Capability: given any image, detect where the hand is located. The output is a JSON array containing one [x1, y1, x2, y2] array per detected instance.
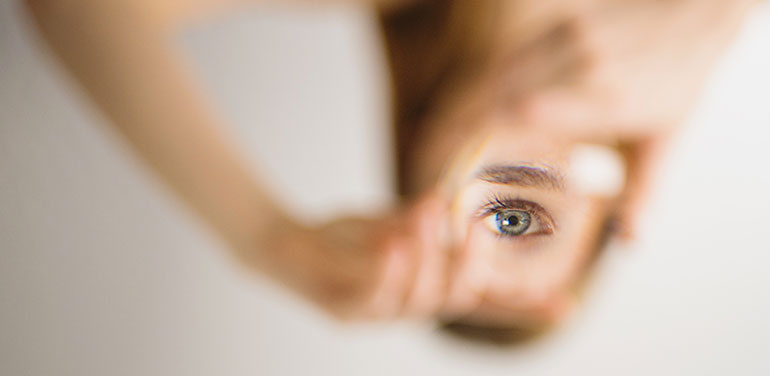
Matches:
[[484, 0, 751, 134], [430, 0, 753, 237], [248, 192, 454, 321], [498, 0, 751, 236]]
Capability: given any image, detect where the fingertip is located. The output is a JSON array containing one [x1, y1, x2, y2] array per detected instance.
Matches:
[[401, 192, 455, 320], [365, 236, 412, 320], [609, 216, 636, 243]]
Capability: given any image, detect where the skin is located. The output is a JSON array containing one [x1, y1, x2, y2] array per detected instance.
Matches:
[[24, 0, 441, 321], [25, 0, 755, 326], [395, 0, 755, 233], [383, 0, 753, 328], [434, 125, 616, 327]]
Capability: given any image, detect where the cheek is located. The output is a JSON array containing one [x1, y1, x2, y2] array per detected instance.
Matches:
[[462, 216, 593, 305], [463, 220, 559, 295], [459, 226, 580, 327]]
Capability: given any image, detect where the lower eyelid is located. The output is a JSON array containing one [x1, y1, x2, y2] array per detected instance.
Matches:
[[472, 221, 554, 252]]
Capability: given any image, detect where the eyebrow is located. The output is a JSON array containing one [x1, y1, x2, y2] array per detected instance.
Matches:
[[476, 164, 565, 191]]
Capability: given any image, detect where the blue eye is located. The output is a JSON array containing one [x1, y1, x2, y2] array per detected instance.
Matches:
[[479, 197, 554, 238], [495, 209, 531, 236]]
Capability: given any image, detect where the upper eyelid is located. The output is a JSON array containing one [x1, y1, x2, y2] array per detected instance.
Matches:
[[476, 194, 542, 216]]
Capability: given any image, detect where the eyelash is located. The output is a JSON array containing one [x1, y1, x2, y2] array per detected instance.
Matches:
[[476, 194, 556, 238]]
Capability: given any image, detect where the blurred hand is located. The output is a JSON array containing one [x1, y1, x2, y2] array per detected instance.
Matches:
[[494, 0, 752, 136], [250, 192, 453, 321], [484, 0, 754, 236]]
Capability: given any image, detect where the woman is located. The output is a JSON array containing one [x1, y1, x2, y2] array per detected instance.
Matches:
[[380, 0, 755, 331], [24, 0, 754, 332]]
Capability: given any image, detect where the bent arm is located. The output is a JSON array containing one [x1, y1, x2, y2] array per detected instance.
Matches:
[[25, 0, 294, 255], [24, 0, 458, 321]]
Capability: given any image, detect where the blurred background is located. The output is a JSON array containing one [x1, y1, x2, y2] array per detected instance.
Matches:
[[2, 1, 770, 375]]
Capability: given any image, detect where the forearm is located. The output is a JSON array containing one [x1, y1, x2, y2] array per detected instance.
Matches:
[[25, 0, 293, 253]]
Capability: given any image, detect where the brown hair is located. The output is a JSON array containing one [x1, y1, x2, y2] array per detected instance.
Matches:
[[379, 0, 499, 196]]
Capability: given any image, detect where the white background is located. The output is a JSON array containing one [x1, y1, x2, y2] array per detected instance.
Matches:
[[2, 2, 769, 375]]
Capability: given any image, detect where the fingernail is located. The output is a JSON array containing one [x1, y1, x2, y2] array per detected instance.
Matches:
[[570, 144, 626, 198], [607, 216, 636, 244]]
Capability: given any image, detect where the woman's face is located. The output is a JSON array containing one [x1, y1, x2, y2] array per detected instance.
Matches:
[[434, 119, 623, 329], [386, 4, 627, 328]]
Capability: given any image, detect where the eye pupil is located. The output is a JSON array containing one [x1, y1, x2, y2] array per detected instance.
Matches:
[[495, 210, 531, 236], [504, 216, 519, 226]]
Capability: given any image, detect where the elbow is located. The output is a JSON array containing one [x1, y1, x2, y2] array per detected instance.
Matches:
[[23, 0, 57, 16], [23, 0, 103, 22], [23, 0, 71, 24]]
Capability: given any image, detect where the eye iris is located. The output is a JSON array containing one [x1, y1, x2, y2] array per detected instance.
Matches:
[[495, 210, 531, 236]]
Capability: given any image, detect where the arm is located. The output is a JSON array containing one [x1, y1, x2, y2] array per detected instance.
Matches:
[[25, 0, 449, 320], [25, 0, 291, 255]]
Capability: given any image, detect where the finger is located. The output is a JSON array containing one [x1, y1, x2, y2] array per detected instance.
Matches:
[[494, 0, 598, 52], [470, 290, 576, 328], [492, 20, 589, 107], [440, 223, 489, 319], [362, 234, 413, 320], [401, 193, 451, 318], [514, 86, 622, 142], [613, 133, 673, 240]]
